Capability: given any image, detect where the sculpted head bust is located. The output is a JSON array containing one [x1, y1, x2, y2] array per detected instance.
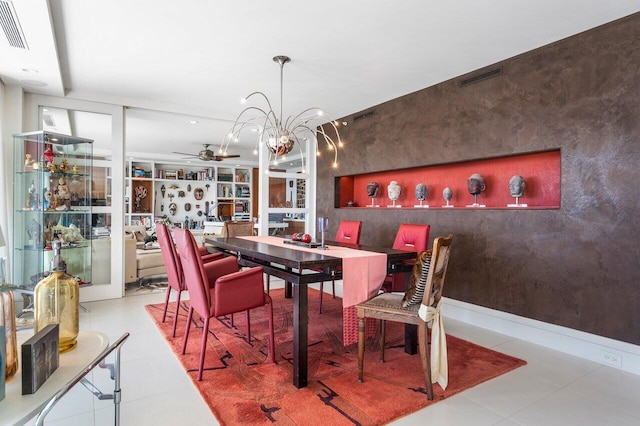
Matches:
[[509, 175, 526, 198], [467, 173, 486, 196], [443, 187, 453, 201], [366, 182, 380, 198], [387, 181, 401, 201], [415, 183, 427, 201]]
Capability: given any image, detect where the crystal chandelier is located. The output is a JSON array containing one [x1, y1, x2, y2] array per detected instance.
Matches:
[[219, 55, 343, 172]]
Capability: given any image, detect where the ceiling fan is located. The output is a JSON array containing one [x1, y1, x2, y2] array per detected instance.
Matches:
[[172, 144, 240, 161]]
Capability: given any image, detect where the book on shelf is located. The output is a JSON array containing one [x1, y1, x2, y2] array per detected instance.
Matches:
[[163, 170, 177, 180]]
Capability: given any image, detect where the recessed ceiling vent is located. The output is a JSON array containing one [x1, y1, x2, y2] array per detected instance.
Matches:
[[353, 110, 376, 122], [42, 111, 56, 127], [0, 0, 28, 49], [460, 66, 502, 87]]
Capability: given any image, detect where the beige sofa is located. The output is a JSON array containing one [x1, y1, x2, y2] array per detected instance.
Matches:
[[124, 225, 166, 284]]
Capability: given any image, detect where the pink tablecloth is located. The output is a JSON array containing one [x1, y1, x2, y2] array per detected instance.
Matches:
[[240, 236, 387, 344]]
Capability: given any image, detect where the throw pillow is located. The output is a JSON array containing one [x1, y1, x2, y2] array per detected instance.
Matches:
[[401, 250, 432, 307]]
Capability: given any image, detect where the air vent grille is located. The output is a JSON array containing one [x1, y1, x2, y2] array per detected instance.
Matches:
[[0, 0, 28, 49], [42, 112, 55, 127], [460, 67, 502, 87]]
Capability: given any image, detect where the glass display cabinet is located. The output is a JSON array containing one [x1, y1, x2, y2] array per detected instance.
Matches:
[[13, 131, 93, 290]]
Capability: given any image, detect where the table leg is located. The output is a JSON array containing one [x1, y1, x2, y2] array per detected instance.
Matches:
[[284, 267, 293, 298], [292, 283, 308, 388]]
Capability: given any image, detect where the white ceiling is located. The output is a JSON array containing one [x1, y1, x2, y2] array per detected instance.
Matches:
[[1, 0, 639, 164]]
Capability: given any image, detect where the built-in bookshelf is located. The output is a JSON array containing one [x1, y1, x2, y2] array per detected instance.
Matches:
[[125, 160, 253, 227]]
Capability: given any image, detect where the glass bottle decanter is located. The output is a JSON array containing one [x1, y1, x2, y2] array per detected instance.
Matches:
[[0, 289, 18, 378], [34, 240, 79, 353]]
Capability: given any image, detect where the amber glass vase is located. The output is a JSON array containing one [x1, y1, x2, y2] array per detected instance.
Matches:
[[0, 289, 18, 378], [34, 241, 79, 353]]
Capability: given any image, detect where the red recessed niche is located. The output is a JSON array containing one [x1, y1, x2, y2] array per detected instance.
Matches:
[[335, 150, 560, 209]]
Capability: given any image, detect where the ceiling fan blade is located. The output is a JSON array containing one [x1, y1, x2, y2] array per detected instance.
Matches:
[[172, 151, 198, 156], [218, 154, 241, 159]]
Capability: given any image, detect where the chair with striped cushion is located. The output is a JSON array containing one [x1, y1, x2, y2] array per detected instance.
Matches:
[[357, 234, 454, 400]]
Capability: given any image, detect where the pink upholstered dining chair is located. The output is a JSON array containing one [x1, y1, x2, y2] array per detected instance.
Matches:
[[174, 228, 275, 381], [318, 220, 362, 313], [156, 223, 223, 337], [381, 223, 430, 293]]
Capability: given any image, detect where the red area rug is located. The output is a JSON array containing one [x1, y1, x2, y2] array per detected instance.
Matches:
[[146, 289, 525, 425]]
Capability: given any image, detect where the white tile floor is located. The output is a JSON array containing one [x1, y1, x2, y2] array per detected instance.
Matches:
[[27, 280, 640, 426]]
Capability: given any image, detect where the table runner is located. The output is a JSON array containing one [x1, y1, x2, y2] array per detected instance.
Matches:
[[240, 236, 387, 344]]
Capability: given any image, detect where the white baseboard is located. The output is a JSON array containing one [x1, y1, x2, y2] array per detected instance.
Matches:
[[443, 297, 640, 376]]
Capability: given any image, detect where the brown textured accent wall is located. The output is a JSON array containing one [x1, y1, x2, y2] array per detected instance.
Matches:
[[316, 13, 640, 345]]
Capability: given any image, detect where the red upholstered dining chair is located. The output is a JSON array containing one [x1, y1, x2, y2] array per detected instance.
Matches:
[[156, 223, 223, 337], [357, 234, 454, 400], [174, 228, 275, 381], [381, 223, 430, 293], [318, 220, 362, 313]]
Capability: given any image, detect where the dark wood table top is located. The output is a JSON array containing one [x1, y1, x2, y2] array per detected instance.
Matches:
[[205, 236, 342, 271]]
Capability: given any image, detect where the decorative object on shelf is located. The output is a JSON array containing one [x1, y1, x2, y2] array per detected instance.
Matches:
[[58, 158, 70, 173], [219, 55, 343, 172], [43, 144, 54, 167], [1, 289, 18, 379], [442, 187, 454, 208], [43, 188, 52, 210], [387, 180, 402, 208], [56, 177, 70, 201], [346, 201, 355, 207], [21, 323, 59, 395], [160, 184, 165, 198], [134, 185, 148, 212], [71, 164, 80, 174], [27, 218, 43, 248], [24, 153, 34, 169], [168, 203, 177, 216], [507, 175, 528, 207], [317, 217, 329, 250], [26, 180, 38, 209], [194, 187, 204, 200], [466, 173, 486, 207], [34, 240, 80, 353], [414, 182, 429, 208], [367, 181, 380, 207]]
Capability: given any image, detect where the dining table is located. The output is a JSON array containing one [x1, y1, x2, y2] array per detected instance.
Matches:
[[205, 235, 416, 388]]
